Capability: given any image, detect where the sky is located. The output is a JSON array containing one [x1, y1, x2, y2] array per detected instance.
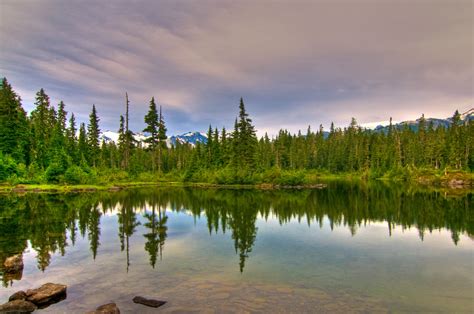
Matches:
[[0, 0, 472, 137]]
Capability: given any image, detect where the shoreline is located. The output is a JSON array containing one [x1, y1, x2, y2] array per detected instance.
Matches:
[[0, 181, 330, 193], [0, 175, 472, 194]]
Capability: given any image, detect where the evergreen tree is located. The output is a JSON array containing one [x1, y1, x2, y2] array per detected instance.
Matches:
[[117, 115, 127, 169], [143, 97, 159, 171], [30, 88, 53, 168], [50, 101, 68, 162], [232, 98, 257, 170], [66, 113, 78, 163], [87, 105, 100, 167], [121, 93, 135, 170], [78, 123, 88, 163], [157, 105, 167, 172], [0, 78, 29, 162]]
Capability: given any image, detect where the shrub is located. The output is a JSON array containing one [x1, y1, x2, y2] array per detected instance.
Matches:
[[136, 171, 156, 182], [64, 165, 88, 184], [45, 162, 66, 183], [0, 154, 18, 181], [275, 170, 305, 186]]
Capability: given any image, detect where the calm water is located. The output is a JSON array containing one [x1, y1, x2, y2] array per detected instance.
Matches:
[[0, 184, 472, 313]]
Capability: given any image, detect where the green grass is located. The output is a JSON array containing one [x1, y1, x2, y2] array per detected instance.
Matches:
[[0, 169, 471, 193]]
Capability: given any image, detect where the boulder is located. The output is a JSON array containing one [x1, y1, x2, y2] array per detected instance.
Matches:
[[26, 283, 67, 306], [86, 302, 120, 314], [132, 296, 166, 308], [9, 290, 27, 301], [0, 299, 37, 313], [3, 254, 24, 273]]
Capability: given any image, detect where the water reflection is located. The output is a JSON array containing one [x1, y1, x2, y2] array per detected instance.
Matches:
[[0, 183, 472, 286]]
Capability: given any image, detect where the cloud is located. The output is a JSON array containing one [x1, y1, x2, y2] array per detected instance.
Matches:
[[0, 0, 472, 136]]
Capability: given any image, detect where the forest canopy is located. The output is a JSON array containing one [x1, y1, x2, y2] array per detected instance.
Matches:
[[0, 77, 472, 185]]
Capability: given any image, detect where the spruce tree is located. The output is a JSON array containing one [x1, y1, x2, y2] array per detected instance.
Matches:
[[117, 115, 127, 169], [232, 98, 257, 170], [157, 105, 167, 172], [143, 97, 159, 148], [50, 101, 68, 162], [213, 127, 220, 166], [78, 123, 88, 163], [87, 105, 100, 167], [66, 113, 78, 163], [121, 93, 135, 170], [30, 88, 53, 168], [143, 97, 159, 171], [0, 78, 29, 162]]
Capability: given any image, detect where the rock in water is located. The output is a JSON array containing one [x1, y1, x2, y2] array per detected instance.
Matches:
[[0, 299, 37, 313], [86, 302, 120, 314], [9, 290, 27, 301], [132, 296, 166, 308], [3, 254, 24, 273], [26, 283, 67, 306]]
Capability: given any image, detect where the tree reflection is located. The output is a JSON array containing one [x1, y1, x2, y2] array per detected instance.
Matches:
[[117, 200, 140, 272], [143, 204, 168, 268], [0, 183, 472, 285]]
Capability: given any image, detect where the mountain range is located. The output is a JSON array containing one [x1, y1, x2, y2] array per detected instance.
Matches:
[[372, 108, 473, 133], [100, 130, 208, 147], [99, 108, 472, 145]]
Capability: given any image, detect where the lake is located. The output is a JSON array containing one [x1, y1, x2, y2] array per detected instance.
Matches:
[[0, 183, 472, 313]]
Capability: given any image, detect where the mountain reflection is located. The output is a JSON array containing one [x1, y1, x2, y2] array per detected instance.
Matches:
[[0, 184, 472, 286]]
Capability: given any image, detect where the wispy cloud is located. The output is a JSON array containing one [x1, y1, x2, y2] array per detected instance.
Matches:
[[0, 0, 472, 136]]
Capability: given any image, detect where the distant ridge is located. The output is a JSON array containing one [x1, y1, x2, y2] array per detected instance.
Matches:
[[99, 109, 473, 144]]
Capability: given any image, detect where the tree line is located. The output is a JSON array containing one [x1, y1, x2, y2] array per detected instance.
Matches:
[[0, 77, 472, 185]]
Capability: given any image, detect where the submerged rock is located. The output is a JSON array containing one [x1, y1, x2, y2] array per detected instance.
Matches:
[[132, 296, 166, 308], [25, 283, 67, 306], [0, 299, 37, 313], [3, 254, 24, 273], [86, 302, 120, 314], [9, 290, 27, 302]]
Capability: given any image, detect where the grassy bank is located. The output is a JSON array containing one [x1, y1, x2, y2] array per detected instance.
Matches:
[[0, 168, 472, 193]]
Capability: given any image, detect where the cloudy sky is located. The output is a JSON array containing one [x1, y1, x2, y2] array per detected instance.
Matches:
[[1, 0, 472, 136]]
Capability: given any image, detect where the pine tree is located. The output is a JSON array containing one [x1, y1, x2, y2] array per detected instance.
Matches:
[[213, 127, 220, 166], [66, 113, 78, 163], [50, 101, 68, 162], [117, 115, 127, 169], [30, 88, 53, 168], [143, 97, 159, 148], [87, 105, 100, 167], [206, 124, 213, 166], [121, 93, 135, 170], [221, 127, 229, 165], [0, 78, 29, 162], [78, 123, 88, 163], [232, 98, 257, 170], [143, 97, 159, 171], [448, 110, 463, 169], [157, 105, 167, 172]]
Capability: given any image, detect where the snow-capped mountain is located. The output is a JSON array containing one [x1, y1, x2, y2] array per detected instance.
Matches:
[[99, 131, 208, 147], [373, 108, 473, 133], [99, 109, 472, 145], [168, 131, 208, 146]]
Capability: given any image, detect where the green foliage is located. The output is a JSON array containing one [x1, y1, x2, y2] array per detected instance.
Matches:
[[87, 105, 101, 167], [143, 97, 159, 148], [274, 170, 306, 186], [0, 78, 30, 163], [0, 153, 18, 181], [64, 165, 88, 184], [0, 76, 472, 186], [45, 162, 66, 183]]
